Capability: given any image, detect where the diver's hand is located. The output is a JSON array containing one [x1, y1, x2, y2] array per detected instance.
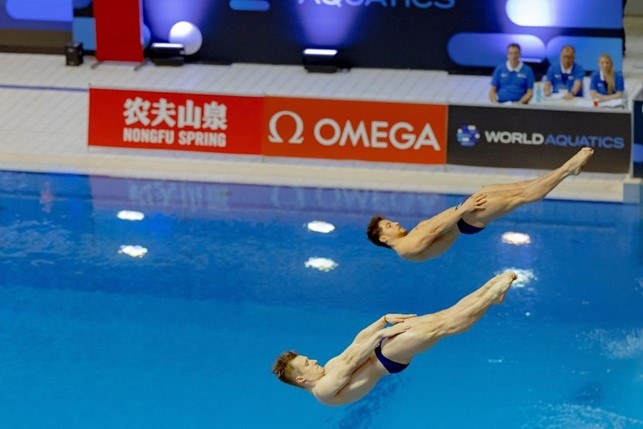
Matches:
[[381, 323, 411, 339], [384, 313, 417, 324], [461, 193, 487, 213]]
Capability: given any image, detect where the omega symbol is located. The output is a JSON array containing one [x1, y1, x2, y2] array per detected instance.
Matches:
[[268, 111, 304, 144]]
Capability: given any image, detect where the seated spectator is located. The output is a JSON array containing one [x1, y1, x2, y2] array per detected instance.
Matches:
[[589, 54, 625, 102], [543, 45, 585, 100], [489, 43, 534, 105]]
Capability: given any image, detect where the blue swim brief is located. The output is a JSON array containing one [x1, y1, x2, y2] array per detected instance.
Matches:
[[457, 218, 484, 235], [455, 197, 484, 235], [375, 340, 409, 374]]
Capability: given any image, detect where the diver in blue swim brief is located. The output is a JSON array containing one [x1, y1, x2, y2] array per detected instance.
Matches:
[[366, 148, 594, 262], [272, 271, 518, 406]]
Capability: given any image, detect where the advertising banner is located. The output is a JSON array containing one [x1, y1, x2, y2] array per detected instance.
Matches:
[[447, 105, 631, 173], [263, 96, 447, 165], [88, 88, 264, 155]]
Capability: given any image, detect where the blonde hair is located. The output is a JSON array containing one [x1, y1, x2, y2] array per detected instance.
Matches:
[[272, 351, 305, 389], [599, 54, 615, 95]]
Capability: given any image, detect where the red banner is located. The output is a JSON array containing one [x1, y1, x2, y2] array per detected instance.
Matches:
[[88, 88, 264, 155], [262, 97, 447, 165]]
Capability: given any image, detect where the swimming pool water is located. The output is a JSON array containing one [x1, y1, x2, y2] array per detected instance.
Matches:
[[0, 170, 641, 428]]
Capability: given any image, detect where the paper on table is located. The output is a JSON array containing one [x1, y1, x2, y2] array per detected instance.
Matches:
[[598, 98, 624, 108]]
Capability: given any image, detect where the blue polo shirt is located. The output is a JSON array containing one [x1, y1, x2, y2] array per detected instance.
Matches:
[[491, 62, 535, 103], [545, 63, 585, 96], [589, 71, 625, 95]]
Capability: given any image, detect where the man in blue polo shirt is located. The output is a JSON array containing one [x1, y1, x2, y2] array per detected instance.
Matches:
[[543, 45, 585, 100], [489, 43, 534, 104]]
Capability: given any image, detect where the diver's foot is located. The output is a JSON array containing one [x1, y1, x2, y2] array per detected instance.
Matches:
[[564, 148, 594, 176], [491, 271, 517, 304]]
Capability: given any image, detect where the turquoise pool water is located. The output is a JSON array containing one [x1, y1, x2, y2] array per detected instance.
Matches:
[[0, 171, 641, 428]]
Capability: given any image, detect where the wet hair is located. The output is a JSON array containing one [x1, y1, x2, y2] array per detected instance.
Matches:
[[366, 215, 391, 249], [272, 351, 305, 389]]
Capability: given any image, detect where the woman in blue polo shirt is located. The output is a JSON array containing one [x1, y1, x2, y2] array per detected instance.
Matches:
[[589, 54, 625, 102]]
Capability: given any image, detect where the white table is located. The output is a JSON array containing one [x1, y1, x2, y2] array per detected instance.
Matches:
[[533, 92, 626, 109]]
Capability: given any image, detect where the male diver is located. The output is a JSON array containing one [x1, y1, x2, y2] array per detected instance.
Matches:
[[272, 271, 517, 405], [366, 148, 594, 261]]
